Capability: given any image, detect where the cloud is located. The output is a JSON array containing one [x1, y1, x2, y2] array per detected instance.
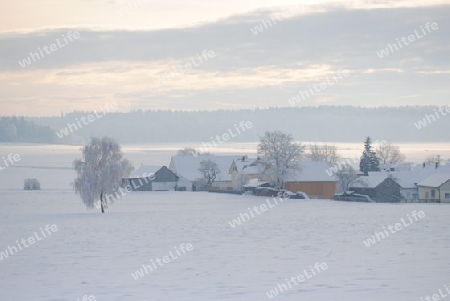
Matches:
[[0, 4, 449, 115]]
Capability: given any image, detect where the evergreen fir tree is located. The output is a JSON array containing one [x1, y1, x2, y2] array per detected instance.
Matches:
[[359, 137, 380, 175]]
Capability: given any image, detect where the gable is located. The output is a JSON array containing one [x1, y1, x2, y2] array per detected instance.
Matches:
[[154, 166, 179, 182], [376, 177, 401, 190]]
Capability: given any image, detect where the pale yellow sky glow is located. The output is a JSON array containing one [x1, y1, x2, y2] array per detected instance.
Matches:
[[1, 0, 447, 33], [0, 61, 345, 115], [0, 0, 449, 116]]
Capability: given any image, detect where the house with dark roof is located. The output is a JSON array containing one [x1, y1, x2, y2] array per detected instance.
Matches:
[[126, 165, 191, 191], [350, 173, 401, 203]]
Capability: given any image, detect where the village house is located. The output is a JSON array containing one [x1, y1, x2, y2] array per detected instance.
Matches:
[[230, 157, 262, 191], [386, 164, 450, 202], [391, 166, 447, 202], [231, 160, 338, 198], [350, 173, 401, 203], [417, 174, 450, 203], [126, 165, 191, 191], [169, 154, 254, 191], [284, 161, 338, 199]]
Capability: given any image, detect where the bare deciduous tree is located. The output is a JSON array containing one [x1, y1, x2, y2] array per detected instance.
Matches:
[[336, 164, 363, 193], [73, 136, 134, 213], [308, 143, 339, 166], [424, 154, 444, 167], [257, 131, 305, 189], [198, 159, 220, 187], [178, 147, 211, 157], [177, 147, 198, 156], [376, 141, 405, 166]]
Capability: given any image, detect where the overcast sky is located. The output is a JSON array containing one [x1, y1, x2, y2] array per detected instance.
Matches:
[[0, 0, 449, 116]]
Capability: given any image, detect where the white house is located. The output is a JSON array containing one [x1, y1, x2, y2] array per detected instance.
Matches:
[[169, 154, 254, 191], [417, 174, 450, 203]]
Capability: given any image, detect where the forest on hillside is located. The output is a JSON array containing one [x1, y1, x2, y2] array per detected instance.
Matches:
[[1, 106, 448, 144]]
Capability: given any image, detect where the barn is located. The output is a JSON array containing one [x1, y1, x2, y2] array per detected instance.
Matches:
[[284, 161, 337, 199], [350, 174, 401, 203], [127, 165, 183, 191]]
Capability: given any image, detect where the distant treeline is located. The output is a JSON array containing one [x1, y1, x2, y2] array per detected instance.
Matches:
[[1, 106, 448, 144], [0, 117, 78, 144]]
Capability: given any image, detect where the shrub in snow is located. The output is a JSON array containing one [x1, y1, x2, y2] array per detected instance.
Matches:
[[24, 178, 41, 190]]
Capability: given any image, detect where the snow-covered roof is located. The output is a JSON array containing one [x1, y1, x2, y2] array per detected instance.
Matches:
[[169, 155, 252, 182], [285, 161, 337, 182], [351, 172, 389, 188], [130, 165, 161, 178], [390, 169, 439, 188], [418, 174, 450, 188]]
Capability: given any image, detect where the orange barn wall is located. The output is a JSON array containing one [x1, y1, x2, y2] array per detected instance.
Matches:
[[285, 182, 336, 199]]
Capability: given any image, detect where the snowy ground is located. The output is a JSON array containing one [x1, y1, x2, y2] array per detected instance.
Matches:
[[1, 190, 449, 301], [1, 143, 450, 300]]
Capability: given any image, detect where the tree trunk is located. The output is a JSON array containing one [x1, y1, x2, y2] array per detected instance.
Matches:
[[100, 193, 105, 214]]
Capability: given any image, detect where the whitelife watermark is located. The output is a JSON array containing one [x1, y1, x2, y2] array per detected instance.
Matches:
[[288, 70, 350, 106], [250, 5, 305, 35], [420, 283, 450, 301], [228, 192, 291, 228], [116, 0, 148, 16], [363, 210, 425, 247], [414, 105, 450, 130], [266, 262, 328, 299], [191, 121, 253, 157], [0, 154, 21, 171], [18, 31, 81, 68], [154, 50, 215, 86], [93, 172, 156, 210], [0, 224, 58, 261], [325, 157, 359, 177], [77, 296, 96, 301], [56, 102, 118, 139], [376, 22, 439, 58], [131, 243, 194, 280]]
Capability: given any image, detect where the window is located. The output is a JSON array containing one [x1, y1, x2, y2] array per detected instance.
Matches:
[[431, 190, 436, 198], [425, 192, 429, 198], [445, 193, 450, 199]]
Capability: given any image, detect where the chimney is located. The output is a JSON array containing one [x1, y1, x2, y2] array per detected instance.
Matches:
[[436, 161, 439, 169]]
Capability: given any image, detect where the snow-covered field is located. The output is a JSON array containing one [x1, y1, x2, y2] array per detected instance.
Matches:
[[1, 190, 449, 301], [1, 143, 450, 300]]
